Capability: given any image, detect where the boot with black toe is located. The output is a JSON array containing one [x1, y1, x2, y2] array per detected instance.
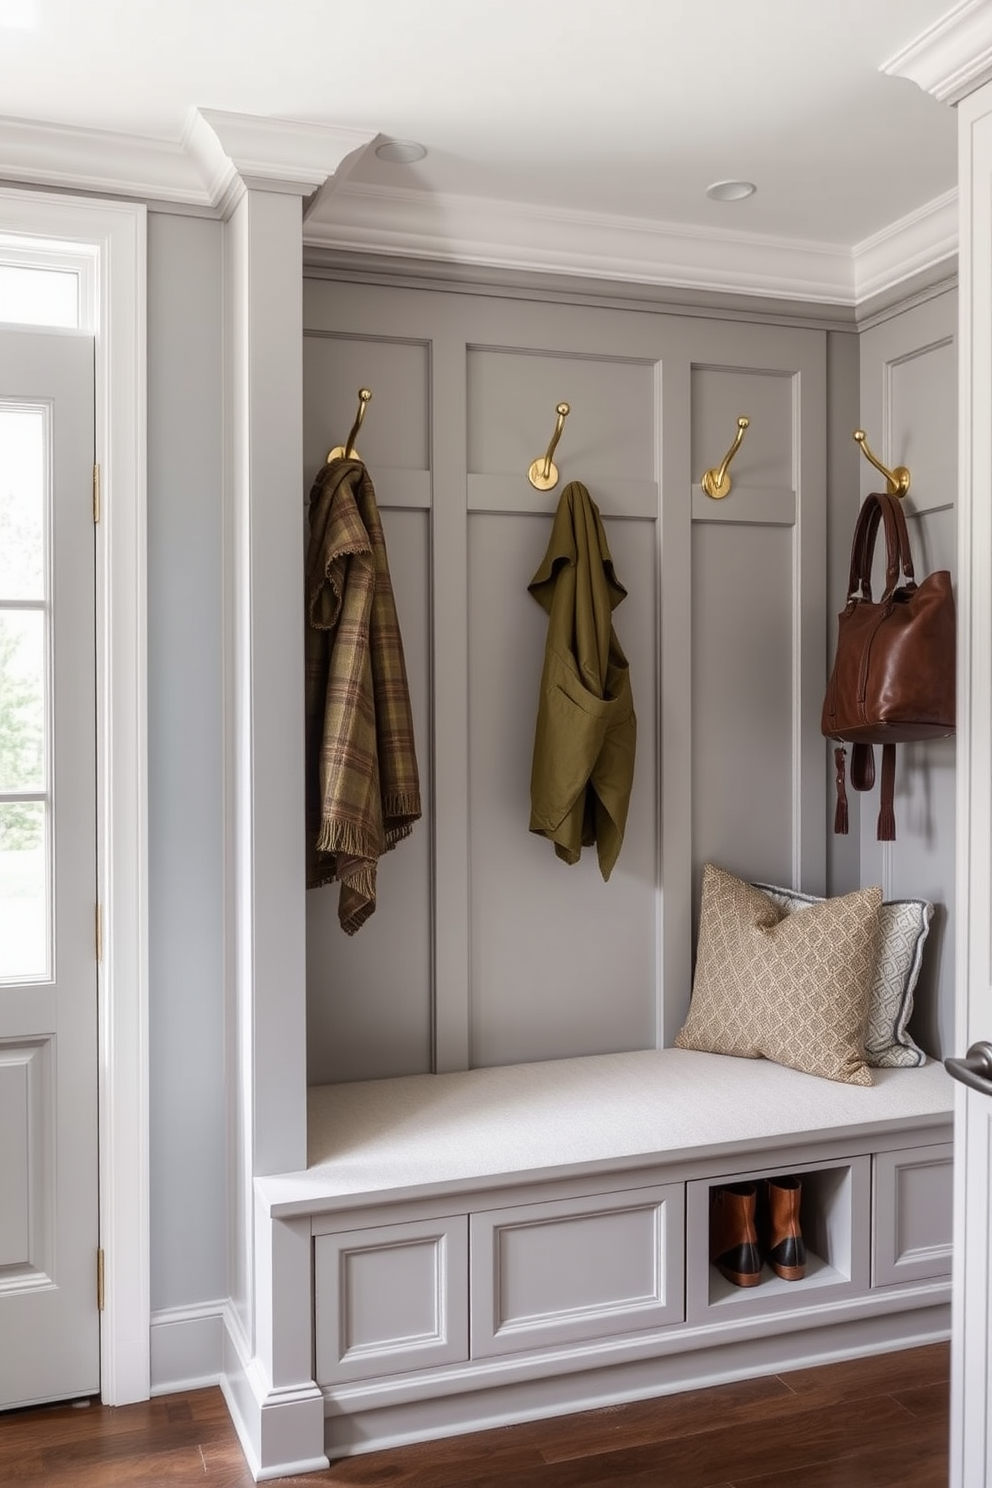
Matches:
[[710, 1182, 762, 1287]]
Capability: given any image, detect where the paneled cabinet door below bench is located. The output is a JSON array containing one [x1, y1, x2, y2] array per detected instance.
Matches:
[[872, 1144, 954, 1288], [470, 1183, 685, 1357], [314, 1214, 469, 1385]]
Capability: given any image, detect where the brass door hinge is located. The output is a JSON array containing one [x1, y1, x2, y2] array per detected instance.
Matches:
[[97, 1249, 105, 1312], [95, 903, 102, 962], [93, 464, 101, 524]]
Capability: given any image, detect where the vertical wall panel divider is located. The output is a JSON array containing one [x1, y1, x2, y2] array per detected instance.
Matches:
[[223, 178, 344, 1482], [795, 362, 829, 893], [659, 355, 693, 1046], [431, 329, 472, 1073]]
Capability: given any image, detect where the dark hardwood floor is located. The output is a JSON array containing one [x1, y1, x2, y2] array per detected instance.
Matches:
[[0, 1341, 949, 1487]]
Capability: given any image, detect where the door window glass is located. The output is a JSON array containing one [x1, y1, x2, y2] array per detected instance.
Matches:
[[0, 402, 50, 980], [0, 265, 79, 329]]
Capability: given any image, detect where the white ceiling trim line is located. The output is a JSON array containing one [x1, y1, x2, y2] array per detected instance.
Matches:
[[0, 108, 959, 306], [0, 112, 208, 204], [881, 0, 992, 104], [0, 109, 377, 216], [303, 181, 855, 303], [303, 180, 960, 308], [853, 188, 959, 302]]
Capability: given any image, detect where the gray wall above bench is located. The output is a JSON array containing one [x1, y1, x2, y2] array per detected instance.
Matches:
[[301, 269, 957, 1083]]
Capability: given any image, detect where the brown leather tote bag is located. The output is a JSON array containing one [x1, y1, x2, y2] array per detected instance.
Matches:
[[821, 490, 955, 840]]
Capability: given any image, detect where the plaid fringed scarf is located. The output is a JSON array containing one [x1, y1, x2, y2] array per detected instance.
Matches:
[[304, 457, 422, 935]]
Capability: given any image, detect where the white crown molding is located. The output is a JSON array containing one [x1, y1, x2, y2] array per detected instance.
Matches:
[[303, 181, 857, 304], [304, 180, 960, 309], [853, 187, 959, 302], [0, 110, 959, 305], [0, 109, 377, 215], [185, 109, 375, 210], [0, 113, 210, 203], [881, 0, 992, 105]]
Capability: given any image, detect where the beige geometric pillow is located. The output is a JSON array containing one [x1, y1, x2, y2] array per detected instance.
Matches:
[[675, 864, 882, 1086], [753, 882, 932, 1068]]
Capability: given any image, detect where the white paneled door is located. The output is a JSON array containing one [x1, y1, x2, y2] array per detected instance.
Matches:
[[0, 328, 98, 1407]]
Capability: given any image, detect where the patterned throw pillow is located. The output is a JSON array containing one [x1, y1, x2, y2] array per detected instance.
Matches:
[[675, 864, 881, 1086], [753, 882, 932, 1068]]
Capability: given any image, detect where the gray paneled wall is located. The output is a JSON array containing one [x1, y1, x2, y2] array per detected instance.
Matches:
[[465, 345, 658, 1068], [302, 278, 834, 1081], [303, 331, 433, 1086], [689, 358, 825, 903], [858, 290, 957, 1060]]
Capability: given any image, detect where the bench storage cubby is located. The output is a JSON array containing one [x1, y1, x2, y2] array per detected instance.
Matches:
[[688, 1157, 870, 1320]]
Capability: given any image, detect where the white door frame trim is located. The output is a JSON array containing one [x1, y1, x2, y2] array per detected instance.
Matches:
[[0, 186, 149, 1405]]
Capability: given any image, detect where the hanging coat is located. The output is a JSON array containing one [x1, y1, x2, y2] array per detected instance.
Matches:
[[528, 481, 636, 881], [304, 457, 421, 934]]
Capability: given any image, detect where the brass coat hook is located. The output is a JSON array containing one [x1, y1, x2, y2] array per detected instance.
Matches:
[[853, 429, 911, 497], [528, 402, 570, 491], [327, 387, 372, 462], [701, 415, 750, 499]]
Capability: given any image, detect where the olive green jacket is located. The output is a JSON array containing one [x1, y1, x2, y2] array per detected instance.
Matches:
[[528, 482, 636, 881]]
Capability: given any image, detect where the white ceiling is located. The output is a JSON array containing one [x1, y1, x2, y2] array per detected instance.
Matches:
[[0, 0, 972, 302]]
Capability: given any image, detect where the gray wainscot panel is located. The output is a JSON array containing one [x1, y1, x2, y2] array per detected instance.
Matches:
[[303, 331, 434, 1084], [466, 346, 658, 1069]]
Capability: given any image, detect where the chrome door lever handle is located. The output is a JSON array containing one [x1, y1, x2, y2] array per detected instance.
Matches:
[[945, 1041, 992, 1097]]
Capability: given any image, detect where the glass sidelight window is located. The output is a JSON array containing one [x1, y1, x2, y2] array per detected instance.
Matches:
[[0, 402, 50, 980]]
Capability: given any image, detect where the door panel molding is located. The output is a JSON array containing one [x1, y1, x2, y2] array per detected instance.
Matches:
[[0, 1037, 52, 1281]]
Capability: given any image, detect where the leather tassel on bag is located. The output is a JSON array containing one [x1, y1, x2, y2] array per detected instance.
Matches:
[[833, 747, 849, 835]]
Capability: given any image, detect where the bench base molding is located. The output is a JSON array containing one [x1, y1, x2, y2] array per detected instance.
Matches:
[[321, 1300, 951, 1460]]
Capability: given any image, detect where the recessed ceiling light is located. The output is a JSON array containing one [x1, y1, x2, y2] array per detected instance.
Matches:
[[706, 179, 757, 202], [374, 139, 428, 165]]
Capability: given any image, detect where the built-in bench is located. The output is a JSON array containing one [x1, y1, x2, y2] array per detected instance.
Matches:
[[249, 1049, 955, 1473]]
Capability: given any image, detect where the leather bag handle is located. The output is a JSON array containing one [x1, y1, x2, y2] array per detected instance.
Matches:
[[846, 492, 914, 603], [847, 494, 879, 601], [879, 491, 916, 599], [846, 493, 888, 601]]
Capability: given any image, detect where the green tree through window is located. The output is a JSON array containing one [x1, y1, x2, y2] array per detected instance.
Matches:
[[0, 617, 43, 848]]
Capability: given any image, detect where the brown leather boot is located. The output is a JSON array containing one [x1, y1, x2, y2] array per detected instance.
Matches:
[[710, 1182, 762, 1287], [766, 1176, 806, 1281]]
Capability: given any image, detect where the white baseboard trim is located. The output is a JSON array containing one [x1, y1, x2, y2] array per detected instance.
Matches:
[[149, 1299, 226, 1395]]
